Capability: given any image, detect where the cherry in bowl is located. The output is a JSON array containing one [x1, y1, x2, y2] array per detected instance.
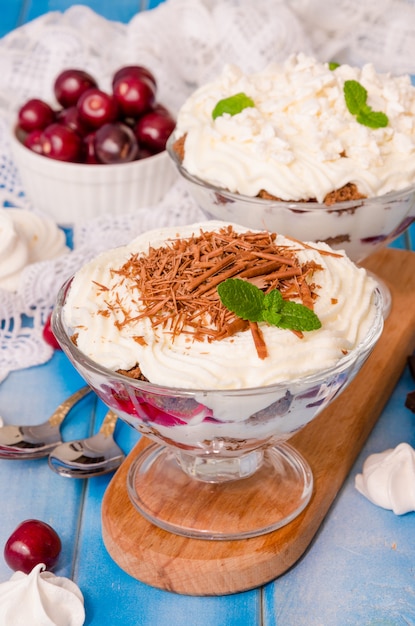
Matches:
[[54, 68, 97, 108], [94, 122, 139, 164], [135, 110, 176, 154], [56, 106, 91, 137], [18, 99, 55, 133], [41, 123, 83, 162], [113, 74, 156, 118], [77, 88, 119, 129], [112, 65, 157, 89]]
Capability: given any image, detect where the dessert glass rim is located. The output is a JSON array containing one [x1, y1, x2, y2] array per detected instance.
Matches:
[[53, 276, 384, 397], [166, 134, 415, 210]]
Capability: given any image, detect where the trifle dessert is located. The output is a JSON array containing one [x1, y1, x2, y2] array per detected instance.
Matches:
[[168, 54, 415, 262], [54, 220, 383, 537], [59, 220, 381, 442]]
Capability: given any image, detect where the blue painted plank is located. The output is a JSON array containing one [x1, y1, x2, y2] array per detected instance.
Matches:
[[0, 354, 261, 624], [0, 0, 24, 38], [263, 364, 415, 625], [0, 4, 413, 626], [72, 377, 261, 625], [76, 471, 261, 626], [389, 222, 414, 251], [21, 0, 166, 26], [0, 351, 97, 582]]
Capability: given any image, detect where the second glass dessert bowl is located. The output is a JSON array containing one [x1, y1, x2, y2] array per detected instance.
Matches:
[[167, 135, 415, 317], [167, 136, 415, 265], [53, 279, 383, 541]]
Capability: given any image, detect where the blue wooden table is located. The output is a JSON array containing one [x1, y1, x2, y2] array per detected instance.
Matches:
[[1, 2, 415, 625]]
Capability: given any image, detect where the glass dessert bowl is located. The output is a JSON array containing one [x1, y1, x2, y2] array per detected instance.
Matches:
[[167, 135, 415, 318], [52, 278, 383, 540], [167, 136, 415, 265]]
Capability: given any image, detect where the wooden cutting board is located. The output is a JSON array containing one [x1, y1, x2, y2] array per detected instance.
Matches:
[[102, 247, 415, 596]]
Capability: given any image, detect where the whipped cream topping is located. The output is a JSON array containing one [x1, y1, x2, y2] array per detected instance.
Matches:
[[0, 563, 85, 626], [174, 53, 415, 202], [355, 443, 415, 515], [0, 209, 68, 291], [63, 220, 378, 390]]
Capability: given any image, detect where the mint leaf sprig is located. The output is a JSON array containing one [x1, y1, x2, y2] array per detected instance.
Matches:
[[343, 80, 388, 129], [212, 92, 255, 120], [217, 278, 321, 333]]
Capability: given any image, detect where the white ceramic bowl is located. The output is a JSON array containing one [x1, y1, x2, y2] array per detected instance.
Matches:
[[11, 132, 178, 226], [167, 136, 415, 264]]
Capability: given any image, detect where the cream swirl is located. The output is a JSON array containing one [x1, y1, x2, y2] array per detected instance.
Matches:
[[0, 209, 68, 291], [174, 54, 415, 202], [355, 443, 415, 514], [0, 563, 85, 626], [63, 221, 378, 390]]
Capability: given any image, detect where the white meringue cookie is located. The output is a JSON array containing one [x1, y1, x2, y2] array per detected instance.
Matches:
[[355, 443, 415, 515], [0, 209, 68, 292], [0, 563, 85, 626]]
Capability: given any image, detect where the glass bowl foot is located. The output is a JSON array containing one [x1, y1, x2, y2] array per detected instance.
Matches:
[[127, 442, 313, 540]]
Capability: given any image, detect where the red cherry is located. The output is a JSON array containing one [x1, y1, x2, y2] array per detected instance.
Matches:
[[83, 132, 99, 164], [94, 122, 139, 164], [113, 75, 156, 118], [15, 125, 28, 144], [42, 312, 62, 350], [77, 88, 119, 129], [54, 68, 97, 108], [17, 99, 55, 133], [56, 106, 91, 136], [138, 147, 155, 159], [24, 129, 44, 155], [151, 103, 172, 117], [41, 123, 83, 162], [4, 519, 62, 574], [135, 111, 176, 153], [112, 65, 157, 89]]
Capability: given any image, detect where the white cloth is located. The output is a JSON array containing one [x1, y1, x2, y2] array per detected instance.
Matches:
[[0, 0, 414, 382]]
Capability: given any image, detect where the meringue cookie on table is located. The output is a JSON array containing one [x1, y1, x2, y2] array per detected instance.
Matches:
[[0, 563, 85, 626], [0, 209, 68, 292], [355, 443, 415, 515]]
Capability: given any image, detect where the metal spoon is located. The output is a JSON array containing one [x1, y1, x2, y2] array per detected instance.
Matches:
[[0, 386, 92, 459], [48, 410, 125, 478]]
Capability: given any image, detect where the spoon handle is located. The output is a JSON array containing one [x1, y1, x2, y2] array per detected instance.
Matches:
[[99, 410, 119, 437], [48, 386, 92, 427]]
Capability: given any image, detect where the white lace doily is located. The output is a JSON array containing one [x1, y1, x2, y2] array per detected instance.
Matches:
[[1, 0, 415, 382]]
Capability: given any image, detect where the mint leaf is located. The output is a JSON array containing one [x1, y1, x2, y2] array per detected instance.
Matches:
[[343, 79, 389, 129], [344, 80, 368, 115], [217, 278, 264, 321], [329, 62, 340, 70], [212, 92, 255, 120], [217, 278, 322, 333], [356, 110, 389, 128], [278, 300, 322, 331], [262, 289, 283, 326]]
